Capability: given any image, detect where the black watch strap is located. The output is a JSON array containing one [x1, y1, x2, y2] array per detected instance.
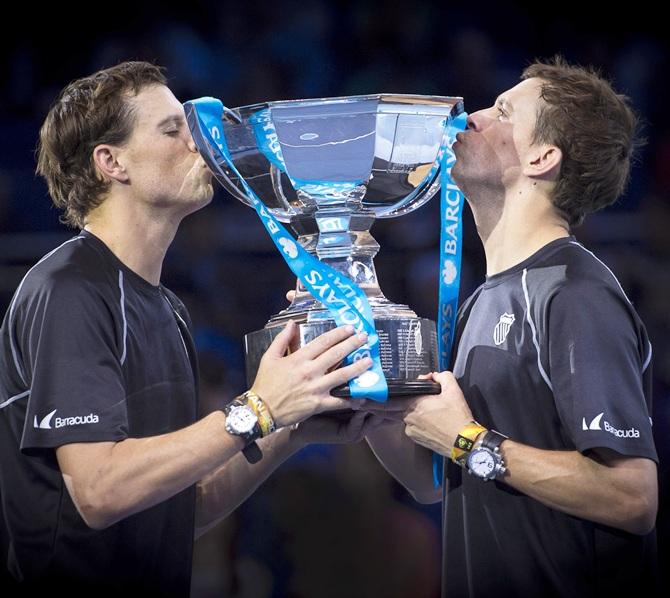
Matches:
[[242, 441, 263, 464], [481, 429, 508, 452]]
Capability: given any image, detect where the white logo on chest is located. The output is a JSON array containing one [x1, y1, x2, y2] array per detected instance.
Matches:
[[493, 312, 515, 346]]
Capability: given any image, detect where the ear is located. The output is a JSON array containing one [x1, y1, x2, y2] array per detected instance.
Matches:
[[523, 144, 562, 180], [92, 144, 129, 184]]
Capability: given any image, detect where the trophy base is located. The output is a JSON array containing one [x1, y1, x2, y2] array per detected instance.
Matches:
[[330, 379, 441, 398], [244, 317, 442, 398]]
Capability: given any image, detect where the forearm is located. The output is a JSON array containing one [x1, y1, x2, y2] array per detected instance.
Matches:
[[498, 440, 655, 534], [195, 426, 305, 537], [378, 371, 657, 534], [64, 411, 244, 529], [366, 422, 440, 503]]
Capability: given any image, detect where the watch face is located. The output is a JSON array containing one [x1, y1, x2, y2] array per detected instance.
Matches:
[[228, 405, 258, 434], [468, 449, 496, 478]]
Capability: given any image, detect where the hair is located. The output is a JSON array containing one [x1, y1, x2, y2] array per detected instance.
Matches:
[[521, 56, 643, 227], [36, 61, 167, 229]]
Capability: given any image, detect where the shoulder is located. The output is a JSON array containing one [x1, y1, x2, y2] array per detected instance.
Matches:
[[520, 241, 649, 363], [525, 239, 633, 310], [12, 234, 120, 315], [539, 244, 648, 356]]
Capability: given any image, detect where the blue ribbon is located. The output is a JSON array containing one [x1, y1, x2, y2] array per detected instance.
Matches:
[[185, 97, 388, 401], [433, 111, 468, 487]]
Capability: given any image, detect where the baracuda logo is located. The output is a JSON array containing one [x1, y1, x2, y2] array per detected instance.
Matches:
[[582, 412, 640, 438], [34, 409, 99, 429]]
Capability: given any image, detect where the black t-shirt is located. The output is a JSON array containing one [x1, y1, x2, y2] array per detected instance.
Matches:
[[0, 230, 199, 596], [442, 236, 658, 598]]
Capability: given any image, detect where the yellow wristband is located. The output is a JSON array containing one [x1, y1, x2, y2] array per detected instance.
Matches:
[[451, 421, 487, 467], [239, 391, 276, 437]]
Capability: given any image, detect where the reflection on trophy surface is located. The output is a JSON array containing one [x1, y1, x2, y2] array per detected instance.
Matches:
[[186, 94, 464, 396]]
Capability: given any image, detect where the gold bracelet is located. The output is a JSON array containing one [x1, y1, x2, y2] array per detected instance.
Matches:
[[238, 391, 276, 437], [451, 421, 487, 467]]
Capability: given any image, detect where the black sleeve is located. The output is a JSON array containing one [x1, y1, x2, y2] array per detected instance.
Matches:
[[18, 273, 128, 456], [547, 280, 657, 463]]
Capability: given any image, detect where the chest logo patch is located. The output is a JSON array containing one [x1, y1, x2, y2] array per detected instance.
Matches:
[[493, 312, 515, 346]]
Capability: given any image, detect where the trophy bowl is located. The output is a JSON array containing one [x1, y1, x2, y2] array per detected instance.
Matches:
[[185, 93, 464, 396]]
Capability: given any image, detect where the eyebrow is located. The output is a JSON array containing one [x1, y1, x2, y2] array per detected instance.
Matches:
[[156, 114, 185, 129]]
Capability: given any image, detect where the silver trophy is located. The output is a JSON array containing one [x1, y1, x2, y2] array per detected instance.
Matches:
[[186, 94, 464, 396]]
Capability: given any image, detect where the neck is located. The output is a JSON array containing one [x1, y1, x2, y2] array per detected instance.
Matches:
[[470, 185, 570, 277], [84, 199, 182, 286]]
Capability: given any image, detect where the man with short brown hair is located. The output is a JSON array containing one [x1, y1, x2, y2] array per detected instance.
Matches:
[[0, 61, 383, 596], [365, 57, 659, 597]]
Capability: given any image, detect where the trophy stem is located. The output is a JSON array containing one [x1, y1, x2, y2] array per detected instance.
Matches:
[[290, 211, 384, 298]]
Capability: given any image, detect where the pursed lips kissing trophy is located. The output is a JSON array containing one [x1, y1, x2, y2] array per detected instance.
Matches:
[[184, 94, 466, 425]]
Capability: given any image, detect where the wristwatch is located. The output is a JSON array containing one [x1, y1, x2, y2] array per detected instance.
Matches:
[[465, 429, 508, 481], [222, 399, 263, 464]]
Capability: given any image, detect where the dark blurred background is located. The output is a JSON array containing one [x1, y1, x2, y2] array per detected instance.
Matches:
[[1, 1, 668, 596]]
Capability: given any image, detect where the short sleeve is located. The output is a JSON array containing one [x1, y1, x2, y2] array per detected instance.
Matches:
[[547, 281, 657, 463], [18, 273, 128, 455]]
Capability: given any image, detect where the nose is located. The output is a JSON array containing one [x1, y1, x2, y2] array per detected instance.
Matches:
[[466, 112, 482, 132]]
